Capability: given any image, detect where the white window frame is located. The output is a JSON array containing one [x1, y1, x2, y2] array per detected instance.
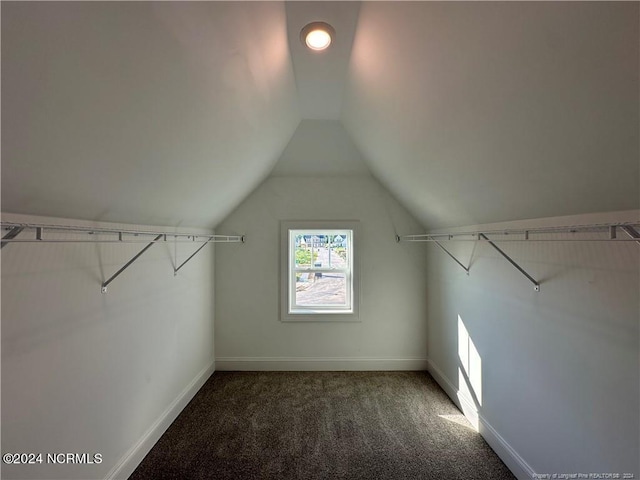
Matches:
[[280, 221, 360, 322]]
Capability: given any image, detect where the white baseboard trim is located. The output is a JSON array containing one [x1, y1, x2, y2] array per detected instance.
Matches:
[[478, 413, 537, 480], [215, 357, 429, 371], [105, 360, 216, 480], [426, 359, 479, 429], [426, 358, 536, 480]]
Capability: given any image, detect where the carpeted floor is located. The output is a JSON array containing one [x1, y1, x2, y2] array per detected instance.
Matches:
[[129, 371, 516, 480]]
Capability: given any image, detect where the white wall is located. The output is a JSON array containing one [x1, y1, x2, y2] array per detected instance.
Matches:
[[1, 213, 216, 480], [425, 210, 639, 479], [214, 176, 429, 370]]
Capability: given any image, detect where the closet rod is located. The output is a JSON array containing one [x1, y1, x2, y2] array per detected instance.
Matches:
[[397, 220, 639, 292], [0, 221, 244, 245], [1, 221, 245, 292], [398, 221, 640, 243]]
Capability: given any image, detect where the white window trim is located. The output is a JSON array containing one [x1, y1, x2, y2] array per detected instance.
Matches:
[[280, 220, 360, 323]]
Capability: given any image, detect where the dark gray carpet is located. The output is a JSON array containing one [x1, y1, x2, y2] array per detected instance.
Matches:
[[129, 371, 516, 480]]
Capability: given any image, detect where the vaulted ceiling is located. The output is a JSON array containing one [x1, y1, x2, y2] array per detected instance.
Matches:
[[2, 1, 638, 229], [2, 2, 299, 227], [341, 2, 639, 227]]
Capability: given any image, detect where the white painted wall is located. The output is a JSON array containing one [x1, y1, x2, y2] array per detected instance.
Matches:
[[425, 210, 639, 479], [214, 176, 428, 370], [1, 213, 217, 480]]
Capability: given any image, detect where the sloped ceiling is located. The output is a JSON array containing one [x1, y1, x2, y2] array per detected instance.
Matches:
[[271, 120, 371, 177], [2, 2, 299, 227], [342, 1, 639, 228], [2, 2, 638, 229]]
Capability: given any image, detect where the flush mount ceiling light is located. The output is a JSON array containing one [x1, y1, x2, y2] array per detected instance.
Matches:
[[300, 22, 335, 51]]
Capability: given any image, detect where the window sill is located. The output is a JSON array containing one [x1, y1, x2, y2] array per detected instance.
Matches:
[[281, 313, 361, 323]]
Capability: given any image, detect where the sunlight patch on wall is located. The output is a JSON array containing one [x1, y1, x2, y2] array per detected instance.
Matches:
[[456, 370, 479, 431], [456, 315, 483, 431], [458, 314, 482, 406]]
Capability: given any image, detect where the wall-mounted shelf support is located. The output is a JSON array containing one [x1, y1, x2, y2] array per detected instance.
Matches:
[[1, 226, 24, 249], [1, 221, 245, 294], [479, 233, 540, 292], [102, 234, 163, 293], [0, 222, 245, 244], [620, 225, 640, 245], [398, 221, 640, 244], [397, 232, 469, 274], [174, 237, 212, 276], [397, 220, 640, 291], [431, 237, 470, 275], [172, 234, 244, 276]]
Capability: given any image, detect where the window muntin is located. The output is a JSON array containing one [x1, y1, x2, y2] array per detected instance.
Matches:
[[288, 229, 353, 314]]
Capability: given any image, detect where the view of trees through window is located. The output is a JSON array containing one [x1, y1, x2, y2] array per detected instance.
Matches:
[[291, 232, 351, 309]]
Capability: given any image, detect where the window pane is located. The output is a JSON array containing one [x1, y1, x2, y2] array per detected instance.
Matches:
[[294, 234, 317, 268], [327, 234, 349, 269], [295, 272, 347, 306], [293, 232, 349, 270]]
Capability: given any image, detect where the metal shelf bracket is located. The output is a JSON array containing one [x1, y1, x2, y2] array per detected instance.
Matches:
[[397, 220, 640, 292], [1, 221, 245, 293], [174, 237, 213, 276], [430, 236, 470, 275], [620, 225, 640, 245], [101, 234, 163, 293], [479, 233, 540, 292], [398, 232, 469, 274], [1, 226, 24, 249]]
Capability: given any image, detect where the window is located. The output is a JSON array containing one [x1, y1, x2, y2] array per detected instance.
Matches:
[[280, 221, 359, 322]]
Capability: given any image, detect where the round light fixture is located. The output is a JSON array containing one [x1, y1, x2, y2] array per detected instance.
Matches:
[[300, 22, 335, 51]]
